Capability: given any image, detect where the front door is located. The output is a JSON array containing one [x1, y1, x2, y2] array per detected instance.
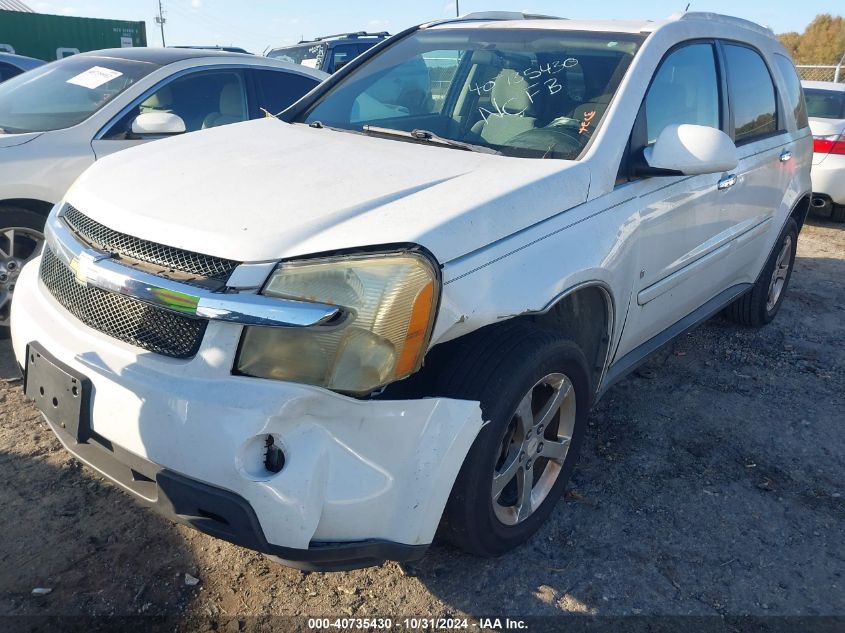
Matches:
[[92, 69, 249, 160], [614, 41, 734, 359]]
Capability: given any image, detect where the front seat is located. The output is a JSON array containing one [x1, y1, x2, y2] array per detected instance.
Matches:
[[202, 83, 247, 129], [471, 69, 537, 146]]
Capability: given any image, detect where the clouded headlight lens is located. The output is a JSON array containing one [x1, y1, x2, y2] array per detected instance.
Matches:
[[235, 251, 438, 395]]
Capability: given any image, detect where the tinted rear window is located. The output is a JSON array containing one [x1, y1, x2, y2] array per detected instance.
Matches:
[[0, 62, 22, 83], [254, 69, 319, 113], [773, 54, 809, 129], [804, 88, 845, 119], [724, 44, 778, 143]]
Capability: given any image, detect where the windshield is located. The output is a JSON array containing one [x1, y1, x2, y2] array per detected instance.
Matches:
[[0, 57, 157, 133], [804, 88, 845, 120], [299, 28, 642, 160], [267, 43, 327, 69]]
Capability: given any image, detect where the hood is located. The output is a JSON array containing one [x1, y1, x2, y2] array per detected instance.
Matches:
[[808, 117, 845, 166], [67, 118, 590, 264], [0, 131, 43, 149]]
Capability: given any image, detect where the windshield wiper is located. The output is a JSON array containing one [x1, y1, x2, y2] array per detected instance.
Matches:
[[362, 125, 500, 155]]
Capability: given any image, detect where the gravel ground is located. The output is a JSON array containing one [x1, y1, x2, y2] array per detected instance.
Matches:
[[0, 217, 843, 631]]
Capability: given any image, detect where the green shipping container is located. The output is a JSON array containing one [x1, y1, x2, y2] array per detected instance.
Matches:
[[0, 10, 147, 61]]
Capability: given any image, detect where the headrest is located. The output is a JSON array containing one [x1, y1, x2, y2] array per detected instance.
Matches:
[[219, 83, 244, 117], [141, 85, 173, 110], [491, 69, 532, 114]]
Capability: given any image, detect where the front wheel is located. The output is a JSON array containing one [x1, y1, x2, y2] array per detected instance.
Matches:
[[0, 206, 47, 335], [436, 322, 591, 557]]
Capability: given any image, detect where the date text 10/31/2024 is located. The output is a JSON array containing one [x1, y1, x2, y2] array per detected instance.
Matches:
[[306, 617, 529, 630]]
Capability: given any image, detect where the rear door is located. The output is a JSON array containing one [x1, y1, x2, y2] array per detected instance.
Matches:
[[715, 43, 796, 283]]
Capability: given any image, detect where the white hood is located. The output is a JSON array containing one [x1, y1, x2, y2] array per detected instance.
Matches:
[[67, 118, 590, 264], [0, 131, 42, 149]]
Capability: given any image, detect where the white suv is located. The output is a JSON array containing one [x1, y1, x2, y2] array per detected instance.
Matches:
[[12, 12, 812, 570]]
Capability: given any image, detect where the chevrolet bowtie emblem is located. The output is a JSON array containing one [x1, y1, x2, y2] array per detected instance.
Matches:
[[69, 251, 111, 286]]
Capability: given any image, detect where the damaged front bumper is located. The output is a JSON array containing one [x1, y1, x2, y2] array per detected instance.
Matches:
[[12, 258, 484, 570]]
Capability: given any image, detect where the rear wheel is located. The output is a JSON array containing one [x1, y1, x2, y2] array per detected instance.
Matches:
[[724, 218, 798, 327], [832, 204, 845, 223], [437, 322, 591, 557], [0, 206, 47, 335]]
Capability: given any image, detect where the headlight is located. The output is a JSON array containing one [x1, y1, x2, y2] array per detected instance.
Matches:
[[235, 251, 439, 394]]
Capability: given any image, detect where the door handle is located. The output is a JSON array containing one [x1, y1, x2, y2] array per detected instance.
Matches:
[[780, 150, 793, 162], [718, 174, 738, 191]]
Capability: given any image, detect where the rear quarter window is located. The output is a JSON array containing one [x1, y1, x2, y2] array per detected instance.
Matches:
[[773, 54, 809, 130], [0, 62, 22, 83], [254, 70, 319, 114]]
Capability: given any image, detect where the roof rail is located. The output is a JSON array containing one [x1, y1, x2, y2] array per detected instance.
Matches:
[[304, 31, 390, 43], [423, 11, 563, 28], [670, 11, 774, 36]]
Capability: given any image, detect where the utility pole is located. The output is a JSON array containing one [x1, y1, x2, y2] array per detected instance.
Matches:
[[155, 0, 167, 47], [456, 1, 460, 17]]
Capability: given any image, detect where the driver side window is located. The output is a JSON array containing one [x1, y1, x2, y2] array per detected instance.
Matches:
[[103, 70, 248, 139], [645, 43, 721, 144]]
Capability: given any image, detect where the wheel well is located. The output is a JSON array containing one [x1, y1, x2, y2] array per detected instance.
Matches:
[[0, 199, 55, 216], [378, 285, 613, 402], [526, 285, 612, 396], [790, 194, 811, 232]]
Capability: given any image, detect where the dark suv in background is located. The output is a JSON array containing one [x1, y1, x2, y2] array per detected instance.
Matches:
[[266, 31, 390, 74]]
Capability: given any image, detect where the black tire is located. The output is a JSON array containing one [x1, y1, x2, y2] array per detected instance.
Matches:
[[0, 205, 47, 336], [832, 205, 845, 223], [436, 321, 591, 557], [723, 218, 798, 327]]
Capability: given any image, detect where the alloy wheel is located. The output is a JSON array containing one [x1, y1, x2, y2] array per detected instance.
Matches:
[[766, 234, 792, 312], [491, 372, 576, 526], [0, 227, 45, 327]]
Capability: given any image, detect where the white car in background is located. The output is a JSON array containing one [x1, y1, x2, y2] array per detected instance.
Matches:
[[802, 80, 845, 222], [0, 48, 327, 330], [13, 12, 811, 570]]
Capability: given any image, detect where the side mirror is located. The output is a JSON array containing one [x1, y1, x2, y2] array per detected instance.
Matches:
[[639, 124, 738, 177], [130, 112, 186, 137]]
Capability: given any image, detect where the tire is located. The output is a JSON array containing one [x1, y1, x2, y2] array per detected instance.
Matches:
[[832, 205, 845, 223], [0, 205, 47, 336], [436, 321, 591, 557], [723, 218, 798, 327]]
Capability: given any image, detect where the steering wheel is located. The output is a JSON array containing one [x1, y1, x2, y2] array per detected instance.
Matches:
[[504, 126, 585, 159]]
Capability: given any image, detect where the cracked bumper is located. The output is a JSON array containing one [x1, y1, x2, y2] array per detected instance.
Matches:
[[11, 256, 483, 567]]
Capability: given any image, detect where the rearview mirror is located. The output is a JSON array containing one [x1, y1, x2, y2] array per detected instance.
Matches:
[[640, 124, 738, 176], [131, 112, 187, 137]]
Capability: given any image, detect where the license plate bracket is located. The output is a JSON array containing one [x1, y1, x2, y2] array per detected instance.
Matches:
[[24, 342, 92, 443]]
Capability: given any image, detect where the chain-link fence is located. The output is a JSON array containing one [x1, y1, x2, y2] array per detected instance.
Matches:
[[797, 65, 844, 83]]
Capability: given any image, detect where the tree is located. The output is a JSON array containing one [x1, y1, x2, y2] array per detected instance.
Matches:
[[778, 32, 801, 58], [778, 14, 845, 65]]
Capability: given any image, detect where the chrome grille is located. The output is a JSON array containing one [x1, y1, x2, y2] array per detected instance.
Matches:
[[62, 205, 239, 284], [40, 248, 207, 359]]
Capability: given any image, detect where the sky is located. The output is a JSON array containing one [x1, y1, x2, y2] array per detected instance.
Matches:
[[26, 0, 844, 54]]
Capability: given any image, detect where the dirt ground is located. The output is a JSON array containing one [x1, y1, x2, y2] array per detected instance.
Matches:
[[0, 217, 843, 631]]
